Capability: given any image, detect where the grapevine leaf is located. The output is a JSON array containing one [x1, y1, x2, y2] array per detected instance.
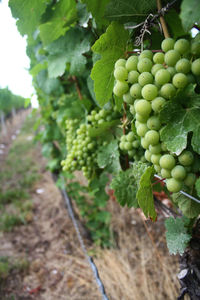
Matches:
[[91, 22, 129, 107], [46, 28, 91, 77], [131, 161, 149, 186], [165, 9, 186, 38], [160, 102, 200, 155], [104, 0, 156, 23], [82, 0, 110, 27], [180, 0, 200, 31], [39, 0, 77, 46], [136, 165, 156, 221], [77, 2, 90, 27], [88, 120, 120, 137], [165, 217, 191, 255], [30, 61, 47, 76], [172, 193, 200, 218], [110, 169, 138, 208], [97, 140, 121, 174], [37, 70, 63, 95], [9, 0, 48, 37], [89, 172, 109, 208], [195, 178, 200, 198]]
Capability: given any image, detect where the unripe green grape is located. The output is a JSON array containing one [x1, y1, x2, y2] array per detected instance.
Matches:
[[145, 130, 160, 145], [125, 132, 134, 142], [171, 165, 186, 180], [175, 58, 191, 74], [119, 142, 125, 150], [151, 153, 162, 165], [154, 164, 161, 173], [132, 140, 140, 148], [95, 113, 101, 120], [139, 50, 153, 60], [98, 119, 104, 124], [153, 52, 165, 64], [161, 168, 171, 178], [130, 105, 135, 115], [130, 83, 142, 98], [115, 58, 126, 68], [138, 72, 153, 86], [128, 150, 136, 157], [124, 142, 133, 150], [135, 99, 152, 116], [172, 73, 188, 89], [142, 84, 158, 101], [155, 69, 171, 85], [178, 150, 194, 166], [113, 81, 129, 97], [141, 137, 150, 149], [137, 58, 153, 73], [114, 66, 128, 81], [167, 66, 176, 77], [149, 143, 162, 154], [121, 135, 127, 142], [166, 178, 182, 192], [191, 41, 200, 56], [191, 59, 200, 76], [151, 64, 164, 76], [174, 39, 190, 55], [147, 116, 161, 130], [184, 173, 196, 187], [136, 123, 149, 137], [125, 56, 138, 71], [161, 38, 175, 52], [159, 154, 175, 169], [161, 142, 167, 152], [135, 113, 149, 123], [151, 97, 166, 112], [128, 70, 139, 84], [145, 149, 152, 162], [164, 50, 181, 66], [160, 83, 176, 99], [123, 92, 134, 104]]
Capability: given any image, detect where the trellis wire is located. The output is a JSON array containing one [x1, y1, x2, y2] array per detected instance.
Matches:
[[60, 178, 109, 300], [154, 174, 200, 204]]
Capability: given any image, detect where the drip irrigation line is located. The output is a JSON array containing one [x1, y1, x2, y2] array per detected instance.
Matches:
[[60, 177, 109, 300]]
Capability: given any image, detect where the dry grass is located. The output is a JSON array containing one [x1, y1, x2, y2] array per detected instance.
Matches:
[[94, 201, 180, 300]]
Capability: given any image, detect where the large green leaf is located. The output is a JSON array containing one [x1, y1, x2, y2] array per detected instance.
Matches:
[[165, 9, 186, 39], [91, 22, 129, 107], [160, 100, 200, 155], [9, 0, 48, 36], [110, 169, 138, 207], [165, 217, 191, 255], [180, 0, 200, 31], [97, 140, 121, 174], [172, 192, 200, 218], [136, 166, 157, 221], [104, 0, 156, 23], [37, 70, 63, 95], [46, 28, 91, 77], [39, 0, 77, 46], [82, 0, 110, 27]]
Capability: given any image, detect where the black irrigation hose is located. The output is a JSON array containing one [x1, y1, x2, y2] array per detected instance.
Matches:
[[60, 177, 109, 300]]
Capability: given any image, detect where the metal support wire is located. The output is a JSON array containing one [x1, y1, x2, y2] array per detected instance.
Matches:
[[61, 179, 109, 300]]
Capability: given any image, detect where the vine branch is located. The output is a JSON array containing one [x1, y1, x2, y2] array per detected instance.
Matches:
[[71, 76, 83, 100], [156, 0, 170, 38]]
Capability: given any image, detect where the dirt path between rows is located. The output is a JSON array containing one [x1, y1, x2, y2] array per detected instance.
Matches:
[[0, 111, 101, 300]]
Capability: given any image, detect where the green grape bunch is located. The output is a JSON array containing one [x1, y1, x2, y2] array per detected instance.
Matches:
[[113, 35, 200, 194], [61, 108, 119, 179]]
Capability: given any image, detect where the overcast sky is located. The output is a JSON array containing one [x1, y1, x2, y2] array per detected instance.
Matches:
[[0, 0, 35, 100]]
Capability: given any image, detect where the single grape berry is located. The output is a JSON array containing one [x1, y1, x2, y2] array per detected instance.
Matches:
[[139, 50, 153, 60], [114, 66, 128, 81], [130, 83, 142, 98], [160, 83, 176, 99], [115, 58, 126, 68], [125, 56, 138, 71], [178, 150, 194, 166], [164, 50, 181, 66], [184, 173, 196, 187], [137, 58, 153, 73], [151, 97, 166, 112], [145, 130, 160, 145], [141, 84, 158, 101], [113, 81, 129, 97], [138, 72, 153, 86], [161, 38, 175, 52], [191, 59, 200, 76], [166, 178, 182, 193], [128, 70, 139, 84], [151, 64, 164, 76], [174, 39, 190, 55], [159, 154, 176, 170], [175, 58, 191, 74], [135, 99, 152, 116], [161, 168, 171, 178], [155, 69, 171, 85], [153, 52, 164, 64], [172, 73, 188, 89], [171, 165, 186, 180]]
